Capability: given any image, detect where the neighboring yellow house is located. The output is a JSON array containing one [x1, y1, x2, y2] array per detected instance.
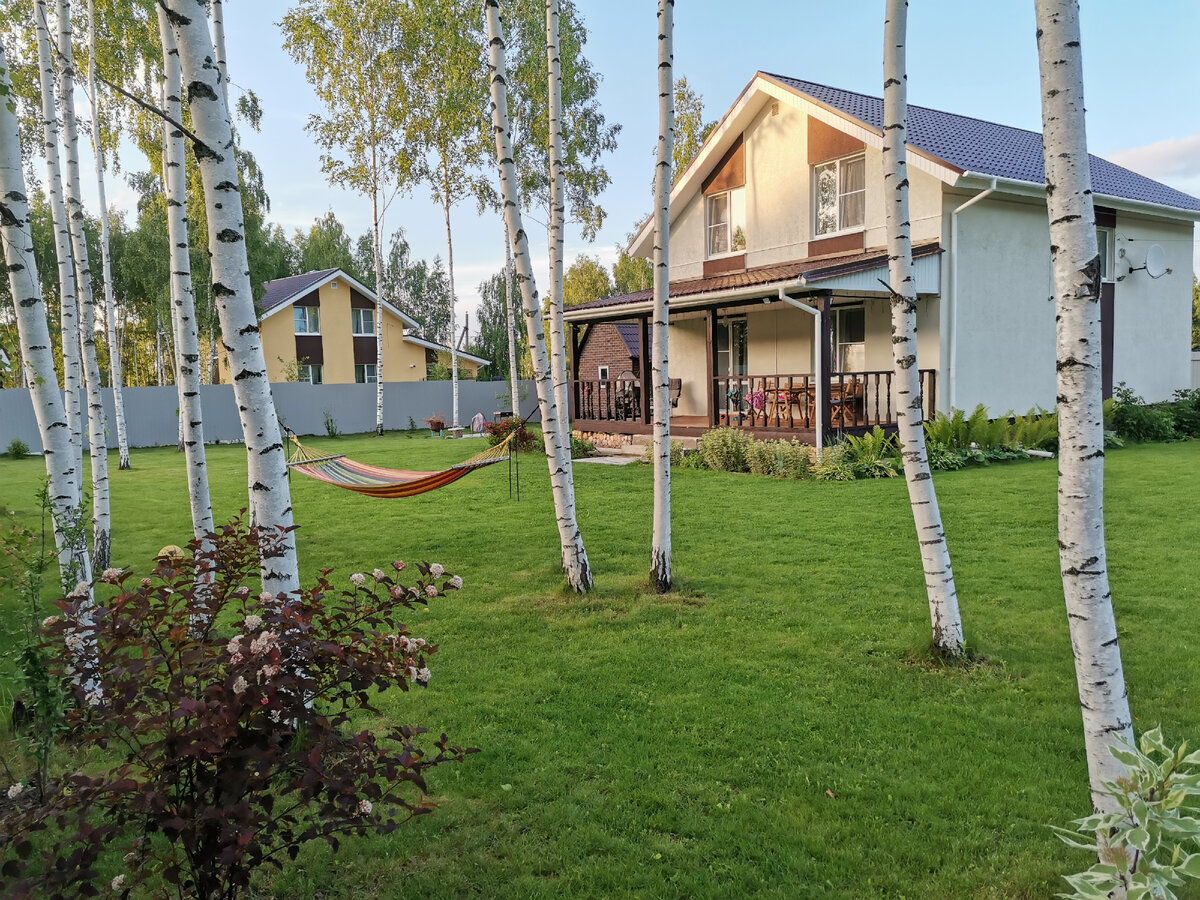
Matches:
[[219, 268, 486, 384]]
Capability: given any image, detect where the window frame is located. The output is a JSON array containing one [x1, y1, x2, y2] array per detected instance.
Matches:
[[705, 187, 746, 260], [597, 365, 609, 381], [355, 363, 378, 384], [297, 363, 323, 384], [832, 305, 866, 373], [813, 152, 866, 238], [293, 305, 321, 335], [1096, 226, 1115, 283], [351, 307, 375, 336]]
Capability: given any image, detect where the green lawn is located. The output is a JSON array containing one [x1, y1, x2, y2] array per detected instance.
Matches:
[[2, 435, 1199, 898]]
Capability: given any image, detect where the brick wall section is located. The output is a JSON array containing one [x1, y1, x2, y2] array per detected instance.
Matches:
[[577, 323, 638, 383]]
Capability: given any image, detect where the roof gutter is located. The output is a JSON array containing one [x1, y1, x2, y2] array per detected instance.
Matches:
[[944, 177, 997, 413], [957, 171, 1200, 221], [562, 277, 807, 324], [776, 287, 824, 450]]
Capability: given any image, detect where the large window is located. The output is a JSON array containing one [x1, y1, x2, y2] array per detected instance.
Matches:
[[294, 305, 320, 334], [706, 187, 746, 258], [832, 306, 865, 372], [351, 307, 374, 335], [814, 154, 865, 236], [355, 364, 377, 384], [297, 364, 323, 384]]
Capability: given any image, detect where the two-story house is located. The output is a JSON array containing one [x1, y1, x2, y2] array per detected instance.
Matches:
[[564, 72, 1200, 440], [218, 267, 487, 384]]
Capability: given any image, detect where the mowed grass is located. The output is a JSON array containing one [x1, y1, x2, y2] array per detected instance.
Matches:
[[2, 434, 1199, 898]]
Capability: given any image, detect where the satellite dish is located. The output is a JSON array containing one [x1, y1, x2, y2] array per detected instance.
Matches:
[[1144, 244, 1167, 279]]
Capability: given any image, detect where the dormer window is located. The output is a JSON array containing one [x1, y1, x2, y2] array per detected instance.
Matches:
[[814, 153, 865, 236], [706, 187, 746, 258]]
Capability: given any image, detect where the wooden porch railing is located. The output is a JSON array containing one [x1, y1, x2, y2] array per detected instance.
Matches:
[[572, 377, 645, 423]]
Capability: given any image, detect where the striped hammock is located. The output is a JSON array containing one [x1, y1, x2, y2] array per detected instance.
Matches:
[[286, 432, 515, 499]]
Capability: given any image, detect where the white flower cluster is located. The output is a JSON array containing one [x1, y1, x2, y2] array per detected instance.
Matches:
[[69, 581, 90, 599], [7, 782, 24, 799], [232, 675, 248, 695], [358, 799, 373, 815], [41, 615, 59, 629], [111, 874, 125, 891], [373, 568, 386, 582], [350, 572, 366, 586], [243, 614, 262, 631], [392, 560, 407, 572], [64, 630, 85, 653], [100, 567, 123, 583], [85, 688, 103, 708], [249, 631, 279, 656], [429, 563, 444, 578], [227, 635, 244, 664], [449, 575, 463, 590], [424, 584, 438, 599], [259, 591, 274, 604]]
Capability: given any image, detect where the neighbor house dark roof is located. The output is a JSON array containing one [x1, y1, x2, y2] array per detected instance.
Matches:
[[259, 268, 339, 314], [615, 323, 641, 357], [570, 241, 942, 315], [766, 73, 1200, 212]]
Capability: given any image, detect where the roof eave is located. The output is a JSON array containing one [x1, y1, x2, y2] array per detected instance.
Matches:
[[259, 268, 421, 329], [955, 171, 1200, 221]]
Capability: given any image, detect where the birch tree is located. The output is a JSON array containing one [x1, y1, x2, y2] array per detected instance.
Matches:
[[1034, 0, 1133, 815], [487, 0, 592, 592], [0, 39, 93, 594], [85, 0, 130, 470], [157, 4, 214, 592], [56, 0, 112, 569], [544, 0, 571, 452], [33, 0, 84, 502], [165, 0, 300, 598], [882, 0, 964, 657], [649, 0, 673, 592], [281, 0, 411, 435], [505, 228, 521, 411]]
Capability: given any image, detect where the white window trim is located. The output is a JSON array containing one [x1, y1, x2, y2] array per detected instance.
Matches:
[[598, 365, 609, 380], [705, 189, 748, 260], [813, 152, 867, 239], [355, 363, 378, 384], [1097, 226, 1115, 284], [294, 305, 321, 335], [351, 307, 375, 336]]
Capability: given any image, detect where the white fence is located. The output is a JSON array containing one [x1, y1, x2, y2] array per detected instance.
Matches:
[[0, 380, 536, 452]]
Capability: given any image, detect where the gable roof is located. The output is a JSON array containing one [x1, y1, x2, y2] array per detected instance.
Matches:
[[764, 74, 1200, 213], [258, 268, 420, 330]]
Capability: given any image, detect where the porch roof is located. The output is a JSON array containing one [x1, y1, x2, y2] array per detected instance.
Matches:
[[565, 241, 942, 321]]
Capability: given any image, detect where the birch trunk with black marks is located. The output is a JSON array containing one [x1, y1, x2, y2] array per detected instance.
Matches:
[[487, 0, 592, 592], [883, 0, 963, 657], [371, 168, 384, 435], [56, 0, 112, 570], [440, 173, 460, 430], [0, 41, 93, 594], [166, 0, 300, 599], [86, 0, 130, 470], [33, 0, 83, 503], [211, 0, 229, 105], [157, 7, 215, 603], [505, 228, 520, 413], [1034, 0, 1133, 818], [545, 0, 571, 452], [649, 0, 673, 593]]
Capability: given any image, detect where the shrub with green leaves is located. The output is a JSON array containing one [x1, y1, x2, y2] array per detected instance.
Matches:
[[1055, 727, 1200, 900], [810, 443, 856, 482], [570, 435, 596, 459], [6, 438, 29, 459], [697, 427, 753, 472], [842, 427, 901, 479], [1168, 389, 1200, 438], [747, 439, 812, 479], [1111, 384, 1178, 443], [0, 519, 476, 898]]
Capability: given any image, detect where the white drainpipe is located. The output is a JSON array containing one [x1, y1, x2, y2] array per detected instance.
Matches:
[[776, 287, 824, 450], [944, 177, 997, 412]]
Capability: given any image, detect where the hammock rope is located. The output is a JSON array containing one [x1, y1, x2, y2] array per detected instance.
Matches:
[[285, 430, 515, 499]]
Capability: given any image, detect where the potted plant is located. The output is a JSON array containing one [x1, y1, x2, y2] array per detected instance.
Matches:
[[423, 415, 446, 437]]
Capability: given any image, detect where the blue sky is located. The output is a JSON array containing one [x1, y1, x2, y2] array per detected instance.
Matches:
[[100, 0, 1200, 323]]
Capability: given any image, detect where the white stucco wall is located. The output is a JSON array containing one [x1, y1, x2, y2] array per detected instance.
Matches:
[[669, 314, 709, 417], [744, 102, 807, 268]]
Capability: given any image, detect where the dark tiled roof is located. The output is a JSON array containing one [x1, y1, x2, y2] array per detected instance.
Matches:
[[765, 74, 1200, 212], [574, 242, 941, 313], [615, 323, 641, 356], [260, 268, 340, 313]]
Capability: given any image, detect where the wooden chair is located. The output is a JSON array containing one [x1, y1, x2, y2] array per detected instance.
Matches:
[[669, 378, 682, 408]]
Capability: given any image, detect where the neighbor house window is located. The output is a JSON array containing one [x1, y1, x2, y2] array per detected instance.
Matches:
[[294, 306, 320, 334], [355, 364, 377, 384], [814, 154, 865, 236], [598, 365, 609, 381], [351, 307, 374, 335], [706, 187, 746, 257], [297, 364, 323, 384]]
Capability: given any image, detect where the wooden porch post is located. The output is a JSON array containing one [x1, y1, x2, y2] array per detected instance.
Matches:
[[818, 292, 833, 442], [706, 309, 718, 427], [639, 314, 651, 424]]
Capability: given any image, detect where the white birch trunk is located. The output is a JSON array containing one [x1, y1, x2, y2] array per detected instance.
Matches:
[[33, 0, 84, 503], [883, 0, 964, 657], [86, 0, 130, 470], [487, 0, 592, 592], [155, 316, 165, 385], [0, 41, 94, 595], [166, 0, 300, 599], [650, 0, 674, 593], [505, 228, 520, 412], [1034, 0, 1133, 817], [441, 187, 460, 429], [56, 0, 112, 570], [545, 0, 572, 452], [157, 7, 215, 584], [370, 144, 385, 435], [211, 0, 229, 106]]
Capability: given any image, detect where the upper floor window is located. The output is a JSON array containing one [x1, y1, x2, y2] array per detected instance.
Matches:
[[294, 306, 320, 334], [706, 187, 746, 258], [351, 307, 374, 336], [814, 154, 865, 236]]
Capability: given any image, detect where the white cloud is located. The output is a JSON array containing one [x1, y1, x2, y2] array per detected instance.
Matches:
[[1108, 132, 1200, 195]]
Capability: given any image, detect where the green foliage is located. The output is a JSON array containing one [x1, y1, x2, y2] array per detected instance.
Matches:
[[484, 417, 537, 453], [0, 520, 474, 898], [842, 427, 901, 479], [570, 435, 596, 459], [1055, 727, 1200, 900], [1167, 389, 1200, 438], [810, 442, 857, 481], [563, 254, 613, 307], [1111, 384, 1177, 443], [672, 76, 717, 178], [612, 245, 652, 295], [5, 438, 29, 459], [746, 439, 812, 479], [323, 410, 340, 439], [696, 427, 752, 473]]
